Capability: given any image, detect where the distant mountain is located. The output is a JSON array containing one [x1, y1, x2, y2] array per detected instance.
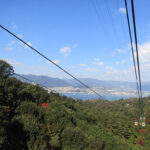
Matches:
[[14, 74, 71, 87], [14, 74, 150, 91], [65, 78, 150, 91]]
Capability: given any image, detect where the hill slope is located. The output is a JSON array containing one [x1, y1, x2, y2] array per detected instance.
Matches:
[[15, 74, 150, 91], [15, 74, 71, 87]]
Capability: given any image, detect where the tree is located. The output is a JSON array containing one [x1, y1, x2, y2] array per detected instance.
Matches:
[[0, 60, 14, 113], [0, 60, 14, 79], [0, 60, 14, 149], [61, 127, 88, 150]]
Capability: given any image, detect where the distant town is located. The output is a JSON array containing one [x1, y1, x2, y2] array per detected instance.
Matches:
[[48, 86, 150, 97]]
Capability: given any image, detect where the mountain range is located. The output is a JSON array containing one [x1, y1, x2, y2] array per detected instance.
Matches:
[[14, 74, 150, 91]]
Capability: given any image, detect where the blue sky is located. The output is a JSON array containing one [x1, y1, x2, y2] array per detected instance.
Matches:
[[1, 0, 150, 81]]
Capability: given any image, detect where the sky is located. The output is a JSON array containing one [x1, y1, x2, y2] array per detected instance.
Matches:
[[1, 0, 150, 82]]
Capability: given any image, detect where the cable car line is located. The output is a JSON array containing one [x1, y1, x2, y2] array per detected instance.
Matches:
[[131, 0, 143, 115], [91, 0, 124, 59], [0, 25, 104, 99], [90, 0, 107, 33], [116, 0, 126, 42], [103, 0, 121, 48], [124, 0, 144, 126], [124, 0, 141, 107], [90, 0, 116, 50]]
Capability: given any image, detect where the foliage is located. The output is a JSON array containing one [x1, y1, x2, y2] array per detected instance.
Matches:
[[0, 60, 14, 78], [61, 127, 88, 150], [1, 60, 150, 149]]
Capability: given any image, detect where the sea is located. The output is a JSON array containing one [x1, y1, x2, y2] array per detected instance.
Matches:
[[62, 93, 136, 101]]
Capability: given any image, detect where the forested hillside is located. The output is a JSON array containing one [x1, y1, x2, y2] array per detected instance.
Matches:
[[1, 60, 150, 150]]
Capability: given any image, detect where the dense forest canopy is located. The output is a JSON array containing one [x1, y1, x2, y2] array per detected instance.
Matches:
[[0, 60, 150, 150]]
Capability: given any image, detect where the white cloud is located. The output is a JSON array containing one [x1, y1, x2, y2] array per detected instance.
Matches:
[[116, 60, 126, 65], [5, 40, 15, 51], [95, 58, 100, 61], [119, 8, 126, 14], [17, 34, 24, 38], [105, 67, 134, 81], [135, 41, 150, 77], [116, 61, 121, 65], [138, 41, 150, 63], [80, 64, 86, 67], [97, 62, 104, 65], [105, 66, 113, 70], [108, 41, 150, 81], [94, 58, 104, 66], [1, 59, 25, 68], [116, 49, 124, 53], [70, 66, 76, 69], [25, 42, 32, 49], [5, 47, 13, 51], [47, 59, 60, 64], [106, 70, 117, 74], [126, 41, 150, 75], [128, 43, 136, 50], [53, 59, 60, 64], [121, 60, 126, 64], [18, 41, 32, 49], [60, 46, 71, 57], [85, 68, 100, 73]]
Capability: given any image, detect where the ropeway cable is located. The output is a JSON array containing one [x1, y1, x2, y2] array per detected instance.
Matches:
[[0, 25, 104, 99]]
